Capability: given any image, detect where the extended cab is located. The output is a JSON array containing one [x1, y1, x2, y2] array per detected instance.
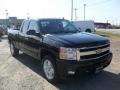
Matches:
[[8, 19, 112, 83]]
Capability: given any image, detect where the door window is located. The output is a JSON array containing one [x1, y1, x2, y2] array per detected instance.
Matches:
[[21, 20, 29, 33], [28, 21, 39, 33]]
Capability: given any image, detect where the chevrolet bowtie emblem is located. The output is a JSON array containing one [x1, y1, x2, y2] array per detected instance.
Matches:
[[96, 49, 102, 54]]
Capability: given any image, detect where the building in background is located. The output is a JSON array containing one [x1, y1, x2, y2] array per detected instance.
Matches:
[[94, 22, 111, 29], [0, 17, 23, 29], [94, 22, 120, 29]]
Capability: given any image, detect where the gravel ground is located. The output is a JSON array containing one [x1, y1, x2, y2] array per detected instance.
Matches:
[[0, 36, 120, 90]]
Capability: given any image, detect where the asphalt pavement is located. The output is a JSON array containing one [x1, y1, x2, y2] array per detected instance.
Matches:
[[0, 38, 120, 90]]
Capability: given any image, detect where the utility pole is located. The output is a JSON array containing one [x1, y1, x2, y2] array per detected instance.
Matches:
[[74, 8, 78, 20], [26, 13, 29, 19], [5, 9, 9, 27], [71, 0, 73, 21], [84, 4, 86, 21]]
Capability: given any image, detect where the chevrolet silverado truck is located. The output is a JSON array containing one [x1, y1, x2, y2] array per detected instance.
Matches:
[[8, 18, 112, 83]]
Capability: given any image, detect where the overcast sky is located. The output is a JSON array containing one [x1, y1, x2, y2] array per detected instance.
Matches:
[[0, 0, 119, 24]]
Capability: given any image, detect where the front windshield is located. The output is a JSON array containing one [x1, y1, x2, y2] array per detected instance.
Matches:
[[39, 19, 79, 34]]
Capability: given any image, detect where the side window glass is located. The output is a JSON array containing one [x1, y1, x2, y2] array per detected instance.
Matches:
[[40, 21, 53, 34], [28, 21, 39, 33], [21, 21, 29, 33], [62, 21, 76, 31]]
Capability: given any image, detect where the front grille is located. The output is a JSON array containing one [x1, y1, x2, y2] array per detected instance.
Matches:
[[79, 43, 110, 60], [80, 43, 110, 52], [81, 51, 109, 60]]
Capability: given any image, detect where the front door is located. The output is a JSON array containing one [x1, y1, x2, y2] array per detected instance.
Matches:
[[26, 20, 42, 59]]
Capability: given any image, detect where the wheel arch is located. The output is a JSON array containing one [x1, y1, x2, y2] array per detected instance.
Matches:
[[40, 49, 57, 61], [85, 28, 91, 33]]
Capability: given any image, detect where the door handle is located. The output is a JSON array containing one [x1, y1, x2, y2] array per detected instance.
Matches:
[[25, 37, 28, 40]]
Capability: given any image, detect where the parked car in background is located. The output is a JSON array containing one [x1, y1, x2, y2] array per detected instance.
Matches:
[[0, 25, 8, 37], [0, 27, 5, 37], [72, 20, 95, 33]]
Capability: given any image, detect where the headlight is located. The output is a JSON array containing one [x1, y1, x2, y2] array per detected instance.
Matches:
[[59, 47, 80, 60]]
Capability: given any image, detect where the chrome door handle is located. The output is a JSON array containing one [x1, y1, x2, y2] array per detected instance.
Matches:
[[25, 37, 28, 40]]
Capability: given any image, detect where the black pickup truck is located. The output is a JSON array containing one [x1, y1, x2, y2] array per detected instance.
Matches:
[[8, 18, 112, 83]]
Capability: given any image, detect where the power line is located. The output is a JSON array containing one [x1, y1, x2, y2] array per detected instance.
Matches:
[[78, 0, 113, 8], [88, 0, 113, 7], [73, 0, 114, 20]]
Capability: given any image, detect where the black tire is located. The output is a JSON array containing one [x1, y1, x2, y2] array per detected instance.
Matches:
[[42, 55, 59, 83], [86, 29, 91, 33], [10, 41, 19, 57]]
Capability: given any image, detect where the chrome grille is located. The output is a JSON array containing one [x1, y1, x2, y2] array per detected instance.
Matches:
[[79, 43, 110, 60]]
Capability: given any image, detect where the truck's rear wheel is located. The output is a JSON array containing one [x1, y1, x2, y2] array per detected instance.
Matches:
[[10, 42, 19, 56], [42, 55, 59, 83], [86, 29, 91, 33]]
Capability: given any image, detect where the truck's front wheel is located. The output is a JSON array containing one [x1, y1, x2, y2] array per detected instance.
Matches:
[[42, 55, 59, 83], [10, 42, 19, 56]]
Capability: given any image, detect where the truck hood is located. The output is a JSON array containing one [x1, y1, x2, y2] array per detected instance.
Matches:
[[43, 32, 109, 48]]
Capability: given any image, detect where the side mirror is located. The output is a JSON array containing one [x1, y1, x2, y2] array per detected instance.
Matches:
[[27, 30, 36, 35]]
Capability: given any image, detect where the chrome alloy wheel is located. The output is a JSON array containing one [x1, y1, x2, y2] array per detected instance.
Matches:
[[43, 59, 55, 80]]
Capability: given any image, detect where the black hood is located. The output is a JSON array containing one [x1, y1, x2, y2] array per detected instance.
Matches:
[[43, 32, 109, 48]]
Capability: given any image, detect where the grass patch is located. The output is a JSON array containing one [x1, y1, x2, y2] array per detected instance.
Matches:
[[95, 31, 120, 38]]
